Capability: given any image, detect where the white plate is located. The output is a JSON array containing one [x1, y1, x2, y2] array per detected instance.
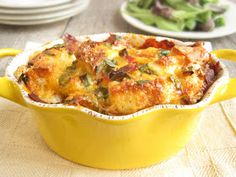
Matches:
[[0, 0, 89, 21], [120, 0, 236, 39], [0, 0, 89, 25], [0, 0, 83, 14], [0, 0, 71, 8]]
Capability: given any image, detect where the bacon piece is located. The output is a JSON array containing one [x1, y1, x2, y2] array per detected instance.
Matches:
[[156, 56, 174, 66], [118, 62, 138, 73], [101, 73, 111, 84], [212, 61, 220, 74], [190, 41, 204, 47], [125, 55, 135, 63], [140, 38, 175, 50], [28, 93, 46, 103], [205, 65, 215, 85], [76, 40, 104, 72], [109, 71, 129, 82], [33, 66, 52, 77], [159, 40, 175, 50], [119, 48, 128, 57], [182, 66, 194, 76], [104, 34, 117, 44], [109, 63, 137, 81], [63, 33, 79, 55], [65, 95, 98, 110]]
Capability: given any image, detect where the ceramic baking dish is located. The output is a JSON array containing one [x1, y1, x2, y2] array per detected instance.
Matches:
[[0, 33, 235, 169]]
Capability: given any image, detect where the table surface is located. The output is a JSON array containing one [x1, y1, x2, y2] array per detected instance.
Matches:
[[0, 0, 236, 176]]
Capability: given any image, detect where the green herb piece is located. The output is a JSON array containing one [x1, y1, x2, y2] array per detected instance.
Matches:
[[44, 49, 56, 56], [119, 48, 128, 57], [105, 59, 117, 68], [53, 43, 65, 48], [95, 61, 106, 74], [160, 50, 170, 56], [169, 76, 181, 89], [63, 60, 77, 72], [59, 61, 77, 86], [136, 80, 150, 85], [96, 60, 116, 75], [95, 87, 109, 99], [139, 64, 154, 74], [105, 43, 112, 48], [19, 73, 29, 85], [80, 74, 92, 87], [116, 35, 122, 40], [59, 73, 71, 86], [183, 66, 194, 75]]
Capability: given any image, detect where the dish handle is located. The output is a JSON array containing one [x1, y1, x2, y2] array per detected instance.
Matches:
[[210, 49, 236, 104], [0, 48, 26, 107]]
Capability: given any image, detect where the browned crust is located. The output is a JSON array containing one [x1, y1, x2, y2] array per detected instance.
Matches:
[[14, 34, 220, 115]]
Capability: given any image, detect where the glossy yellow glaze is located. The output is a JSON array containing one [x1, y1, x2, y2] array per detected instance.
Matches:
[[0, 48, 236, 169], [210, 49, 236, 104], [0, 48, 21, 58], [29, 104, 203, 169], [0, 77, 26, 106]]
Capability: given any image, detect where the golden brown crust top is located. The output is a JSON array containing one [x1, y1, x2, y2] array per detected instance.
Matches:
[[14, 33, 220, 115]]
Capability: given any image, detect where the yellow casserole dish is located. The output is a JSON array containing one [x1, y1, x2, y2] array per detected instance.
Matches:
[[0, 33, 236, 169]]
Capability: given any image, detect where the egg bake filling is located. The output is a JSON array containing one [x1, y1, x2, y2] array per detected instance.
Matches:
[[14, 33, 220, 115]]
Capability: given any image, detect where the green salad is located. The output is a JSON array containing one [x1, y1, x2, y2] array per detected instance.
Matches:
[[126, 0, 227, 32]]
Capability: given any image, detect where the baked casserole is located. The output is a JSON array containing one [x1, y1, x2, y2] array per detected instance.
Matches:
[[14, 33, 220, 115]]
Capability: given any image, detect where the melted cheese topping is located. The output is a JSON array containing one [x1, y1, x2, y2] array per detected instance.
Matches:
[[14, 34, 220, 115]]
